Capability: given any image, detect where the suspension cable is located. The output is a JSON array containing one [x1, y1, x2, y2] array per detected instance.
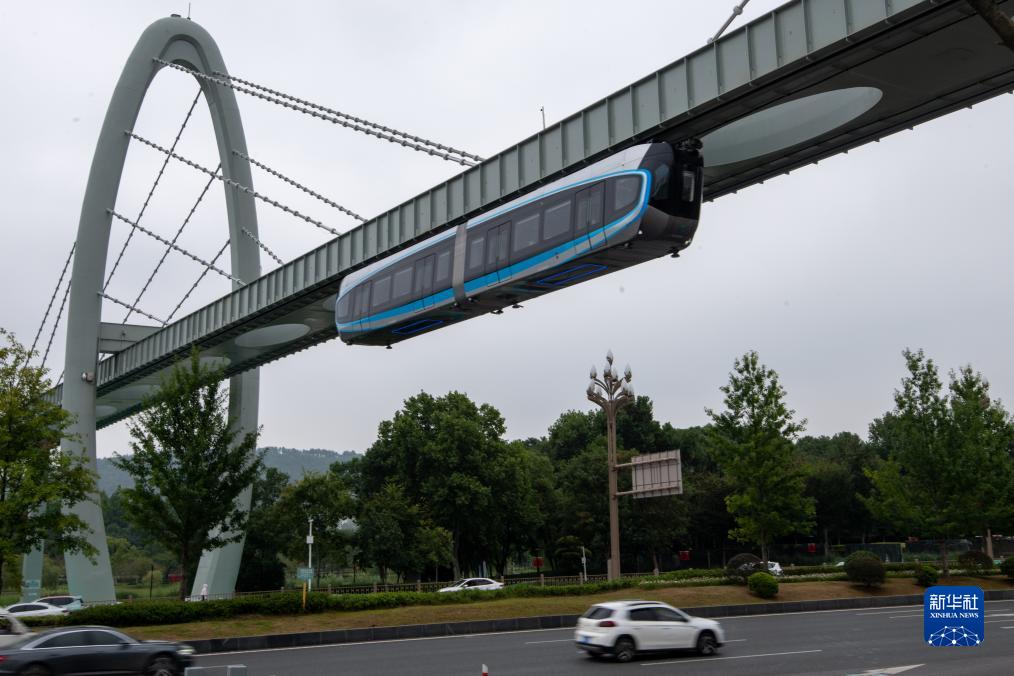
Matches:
[[123, 164, 221, 323], [153, 59, 479, 167], [126, 130, 342, 237], [105, 89, 203, 291], [31, 241, 75, 356], [99, 292, 166, 325], [233, 150, 366, 223], [165, 239, 230, 325], [709, 0, 751, 43], [41, 277, 72, 369], [241, 226, 283, 266], [213, 70, 484, 163], [107, 209, 243, 284]]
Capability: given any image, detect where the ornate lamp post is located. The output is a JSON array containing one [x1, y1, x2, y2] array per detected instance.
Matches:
[[586, 350, 634, 580]]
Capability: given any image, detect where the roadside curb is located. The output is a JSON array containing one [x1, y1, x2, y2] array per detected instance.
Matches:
[[187, 589, 1014, 654]]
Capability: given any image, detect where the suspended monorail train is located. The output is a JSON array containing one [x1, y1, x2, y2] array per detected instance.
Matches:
[[335, 140, 703, 346]]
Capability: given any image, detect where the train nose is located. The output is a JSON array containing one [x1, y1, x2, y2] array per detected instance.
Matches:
[[640, 205, 699, 247]]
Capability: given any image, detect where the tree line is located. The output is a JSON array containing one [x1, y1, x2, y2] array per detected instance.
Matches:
[[2, 325, 1013, 598]]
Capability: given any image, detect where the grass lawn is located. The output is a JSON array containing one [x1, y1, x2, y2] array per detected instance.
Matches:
[[123, 576, 1014, 642]]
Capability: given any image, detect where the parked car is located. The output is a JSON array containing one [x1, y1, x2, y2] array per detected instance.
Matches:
[[574, 600, 725, 662], [1, 602, 69, 619], [35, 596, 84, 612], [436, 578, 504, 593], [0, 613, 32, 649], [0, 625, 194, 675], [738, 560, 783, 577]]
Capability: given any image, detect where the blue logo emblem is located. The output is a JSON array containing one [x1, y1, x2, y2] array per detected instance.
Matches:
[[924, 586, 984, 646]]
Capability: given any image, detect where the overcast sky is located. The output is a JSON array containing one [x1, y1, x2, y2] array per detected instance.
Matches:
[[2, 1, 1013, 458]]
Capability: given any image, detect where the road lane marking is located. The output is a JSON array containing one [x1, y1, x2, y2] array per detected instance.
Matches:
[[198, 626, 574, 657], [641, 649, 821, 666], [856, 608, 922, 616], [1001, 626, 1014, 629], [525, 638, 576, 644]]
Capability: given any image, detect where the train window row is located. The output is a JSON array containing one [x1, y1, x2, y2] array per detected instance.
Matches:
[[338, 174, 643, 322]]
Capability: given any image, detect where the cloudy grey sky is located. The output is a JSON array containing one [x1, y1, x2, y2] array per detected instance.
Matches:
[[2, 1, 1012, 458]]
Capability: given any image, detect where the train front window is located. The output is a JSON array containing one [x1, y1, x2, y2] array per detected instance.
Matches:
[[650, 164, 670, 200], [613, 175, 641, 213], [336, 294, 351, 322]]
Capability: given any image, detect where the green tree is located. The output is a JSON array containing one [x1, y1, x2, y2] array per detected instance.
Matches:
[[112, 351, 262, 599], [706, 351, 814, 565], [356, 481, 417, 583], [356, 392, 523, 578], [273, 469, 355, 587], [236, 467, 290, 592], [866, 352, 1014, 573], [0, 329, 96, 594]]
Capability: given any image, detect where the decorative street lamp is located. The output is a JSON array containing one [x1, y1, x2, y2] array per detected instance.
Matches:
[[586, 350, 634, 580]]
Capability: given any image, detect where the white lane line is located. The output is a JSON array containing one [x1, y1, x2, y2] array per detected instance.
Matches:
[[856, 607, 922, 616], [525, 638, 575, 644], [1001, 626, 1014, 629], [641, 649, 822, 666], [198, 626, 573, 657], [854, 603, 1014, 617], [724, 639, 748, 642]]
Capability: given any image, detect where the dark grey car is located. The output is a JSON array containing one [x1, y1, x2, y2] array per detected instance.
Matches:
[[0, 626, 194, 675]]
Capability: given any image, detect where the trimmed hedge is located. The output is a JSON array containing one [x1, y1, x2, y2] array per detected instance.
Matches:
[[1001, 557, 1014, 580], [747, 572, 778, 599], [845, 551, 885, 587], [24, 579, 646, 629], [957, 551, 994, 576], [914, 564, 938, 587]]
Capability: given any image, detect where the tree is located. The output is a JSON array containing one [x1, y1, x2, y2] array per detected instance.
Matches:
[[236, 467, 290, 592], [356, 392, 525, 578], [0, 329, 96, 594], [112, 351, 262, 599], [706, 351, 814, 565], [866, 351, 1014, 573], [273, 469, 355, 587], [356, 481, 418, 584]]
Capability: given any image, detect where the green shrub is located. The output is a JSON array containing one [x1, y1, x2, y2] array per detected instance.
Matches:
[[1001, 557, 1014, 580], [957, 551, 994, 576], [914, 564, 938, 587], [845, 552, 885, 587], [725, 553, 760, 583], [747, 572, 778, 599]]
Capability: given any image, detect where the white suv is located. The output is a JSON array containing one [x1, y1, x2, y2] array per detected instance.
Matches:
[[574, 601, 725, 662]]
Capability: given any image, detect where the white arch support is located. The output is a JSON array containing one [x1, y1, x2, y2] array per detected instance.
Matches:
[[22, 15, 261, 603]]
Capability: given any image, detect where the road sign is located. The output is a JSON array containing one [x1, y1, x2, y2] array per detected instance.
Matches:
[[297, 567, 314, 581], [618, 450, 683, 498]]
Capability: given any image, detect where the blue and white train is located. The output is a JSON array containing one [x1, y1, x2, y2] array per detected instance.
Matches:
[[335, 141, 703, 346]]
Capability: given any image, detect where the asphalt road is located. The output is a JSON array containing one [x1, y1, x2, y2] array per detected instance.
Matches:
[[193, 600, 1014, 675]]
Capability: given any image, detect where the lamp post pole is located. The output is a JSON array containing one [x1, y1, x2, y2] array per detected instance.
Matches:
[[586, 350, 634, 581]]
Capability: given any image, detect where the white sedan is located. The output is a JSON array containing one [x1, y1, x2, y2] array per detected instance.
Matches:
[[2, 602, 69, 618], [575, 601, 725, 662], [437, 578, 504, 593]]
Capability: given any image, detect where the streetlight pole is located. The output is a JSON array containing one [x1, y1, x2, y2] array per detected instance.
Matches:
[[586, 350, 634, 581], [307, 517, 314, 591]]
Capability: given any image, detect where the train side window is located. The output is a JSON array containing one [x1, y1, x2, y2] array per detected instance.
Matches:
[[392, 266, 413, 301], [336, 294, 351, 322], [466, 231, 485, 279], [574, 184, 604, 235], [435, 248, 452, 287], [513, 213, 540, 255], [371, 275, 391, 309], [542, 199, 571, 242], [613, 175, 641, 214]]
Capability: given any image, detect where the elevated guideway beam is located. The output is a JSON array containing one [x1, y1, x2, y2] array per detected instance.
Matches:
[[59, 0, 1014, 429]]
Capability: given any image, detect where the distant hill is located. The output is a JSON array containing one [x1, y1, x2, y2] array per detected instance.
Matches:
[[96, 447, 360, 495]]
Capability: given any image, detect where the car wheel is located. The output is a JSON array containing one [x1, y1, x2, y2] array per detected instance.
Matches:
[[614, 637, 636, 663], [20, 665, 51, 676], [696, 630, 718, 656], [147, 655, 177, 676]]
